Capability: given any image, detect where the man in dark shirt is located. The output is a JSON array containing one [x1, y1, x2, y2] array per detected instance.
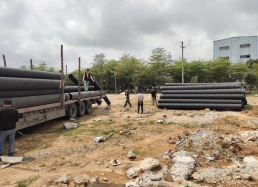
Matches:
[[0, 99, 19, 156], [151, 87, 157, 106], [124, 90, 132, 108]]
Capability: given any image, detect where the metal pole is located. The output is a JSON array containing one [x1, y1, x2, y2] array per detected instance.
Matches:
[[30, 59, 33, 70], [78, 57, 81, 104], [61, 45, 64, 107], [2, 54, 6, 67], [65, 65, 67, 86], [180, 41, 185, 83]]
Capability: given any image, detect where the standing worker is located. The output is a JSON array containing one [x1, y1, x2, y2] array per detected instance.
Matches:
[[151, 87, 157, 106], [0, 99, 19, 156], [83, 69, 91, 91], [137, 90, 144, 114], [124, 90, 132, 108]]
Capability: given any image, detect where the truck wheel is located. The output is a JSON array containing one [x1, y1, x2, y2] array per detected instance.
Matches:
[[85, 100, 92, 114], [65, 103, 77, 119], [77, 102, 86, 117]]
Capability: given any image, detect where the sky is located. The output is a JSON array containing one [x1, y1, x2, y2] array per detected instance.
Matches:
[[0, 0, 258, 72]]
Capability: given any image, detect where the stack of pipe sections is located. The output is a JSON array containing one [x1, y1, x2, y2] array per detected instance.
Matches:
[[0, 67, 68, 109], [158, 82, 246, 111]]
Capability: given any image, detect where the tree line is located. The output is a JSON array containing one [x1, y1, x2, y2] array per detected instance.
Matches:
[[20, 48, 258, 92]]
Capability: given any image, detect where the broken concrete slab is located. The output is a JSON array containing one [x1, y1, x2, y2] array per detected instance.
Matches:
[[0, 156, 23, 164]]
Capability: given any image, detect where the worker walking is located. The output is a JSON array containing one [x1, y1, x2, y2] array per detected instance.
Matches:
[[151, 87, 157, 106], [137, 90, 144, 114], [0, 99, 19, 156], [83, 69, 91, 91], [124, 90, 132, 108]]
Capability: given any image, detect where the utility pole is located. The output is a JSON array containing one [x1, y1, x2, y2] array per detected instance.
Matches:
[[2, 54, 6, 67], [180, 41, 185, 83], [30, 59, 33, 70], [60, 45, 64, 107]]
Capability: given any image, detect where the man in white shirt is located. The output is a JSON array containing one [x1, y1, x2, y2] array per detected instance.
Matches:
[[137, 90, 144, 114]]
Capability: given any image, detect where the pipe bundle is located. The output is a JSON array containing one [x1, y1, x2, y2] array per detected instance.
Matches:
[[0, 67, 67, 109], [158, 82, 246, 111]]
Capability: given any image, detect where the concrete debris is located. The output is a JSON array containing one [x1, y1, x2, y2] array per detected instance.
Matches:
[[93, 118, 101, 121], [137, 171, 170, 187], [89, 176, 99, 184], [126, 158, 160, 179], [162, 149, 173, 158], [56, 174, 72, 184], [73, 175, 89, 186], [63, 123, 77, 129], [170, 152, 196, 181], [247, 118, 258, 129], [156, 119, 164, 124], [239, 131, 258, 138], [163, 170, 174, 182], [127, 150, 136, 159], [245, 135, 258, 142]]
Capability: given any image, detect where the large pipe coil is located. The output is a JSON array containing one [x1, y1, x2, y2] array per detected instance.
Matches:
[[160, 84, 242, 90], [161, 89, 245, 94], [157, 103, 243, 111], [164, 82, 242, 86], [0, 94, 69, 109], [0, 67, 61, 80], [160, 94, 245, 100], [0, 77, 61, 90], [158, 99, 243, 104], [69, 90, 103, 100]]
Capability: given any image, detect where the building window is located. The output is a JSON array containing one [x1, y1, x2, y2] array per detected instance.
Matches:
[[219, 46, 229, 50], [221, 57, 229, 60], [240, 44, 251, 48], [240, 55, 250, 58]]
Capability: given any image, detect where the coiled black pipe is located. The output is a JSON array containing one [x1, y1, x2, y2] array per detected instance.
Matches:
[[160, 84, 242, 90], [164, 82, 242, 86], [0, 77, 61, 90], [69, 90, 103, 100], [158, 99, 243, 104], [157, 103, 243, 111], [0, 67, 61, 80], [160, 94, 245, 99], [162, 89, 245, 94], [0, 94, 69, 109]]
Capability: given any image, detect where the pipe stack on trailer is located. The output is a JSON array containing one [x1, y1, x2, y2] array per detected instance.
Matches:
[[0, 67, 70, 109], [158, 82, 246, 111]]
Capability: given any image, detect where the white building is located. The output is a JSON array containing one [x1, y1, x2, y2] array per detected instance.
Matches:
[[213, 36, 258, 63]]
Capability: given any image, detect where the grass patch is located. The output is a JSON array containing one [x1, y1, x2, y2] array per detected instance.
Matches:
[[223, 118, 240, 127], [41, 142, 52, 149], [132, 148, 147, 156], [244, 105, 254, 110], [16, 176, 39, 187]]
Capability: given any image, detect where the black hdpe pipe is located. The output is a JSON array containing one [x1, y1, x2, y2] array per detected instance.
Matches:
[[165, 82, 242, 86], [157, 103, 243, 111], [0, 94, 69, 109], [0, 67, 61, 80], [160, 84, 242, 90], [162, 89, 245, 94], [69, 90, 103, 100], [0, 77, 61, 90], [158, 99, 243, 104], [0, 86, 96, 98], [69, 74, 111, 105], [160, 94, 245, 100]]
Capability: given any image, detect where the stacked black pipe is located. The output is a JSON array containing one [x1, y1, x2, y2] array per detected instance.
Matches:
[[158, 82, 246, 111], [0, 67, 69, 109]]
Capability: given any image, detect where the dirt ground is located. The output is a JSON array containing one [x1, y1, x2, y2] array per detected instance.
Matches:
[[1, 93, 258, 187]]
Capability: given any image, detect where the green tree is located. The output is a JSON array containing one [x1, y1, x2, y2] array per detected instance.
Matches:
[[246, 58, 258, 69], [92, 53, 106, 89], [244, 72, 257, 91], [210, 58, 231, 82], [230, 62, 248, 82]]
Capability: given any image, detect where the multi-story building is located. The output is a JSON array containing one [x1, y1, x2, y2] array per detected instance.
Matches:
[[213, 36, 258, 63]]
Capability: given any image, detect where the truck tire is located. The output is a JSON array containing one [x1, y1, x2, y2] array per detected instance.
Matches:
[[65, 103, 77, 119], [77, 102, 86, 117], [85, 100, 92, 114]]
